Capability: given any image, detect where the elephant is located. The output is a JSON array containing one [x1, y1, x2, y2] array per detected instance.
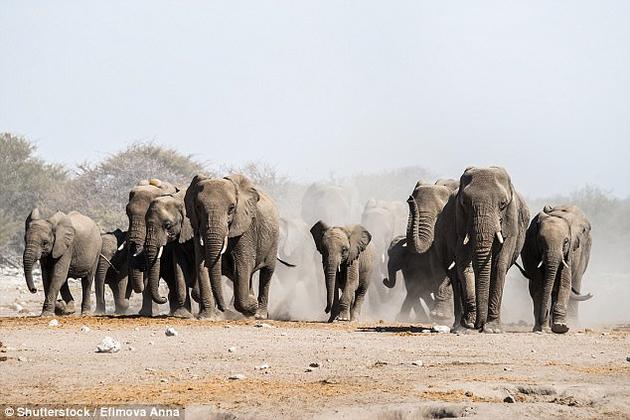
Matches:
[[454, 166, 530, 333], [301, 183, 355, 227], [271, 217, 323, 320], [125, 178, 178, 316], [94, 228, 130, 315], [520, 205, 593, 333], [405, 179, 461, 320], [310, 221, 374, 322], [383, 235, 453, 322], [361, 199, 407, 307], [144, 189, 199, 318], [23, 208, 102, 316], [185, 174, 283, 319]]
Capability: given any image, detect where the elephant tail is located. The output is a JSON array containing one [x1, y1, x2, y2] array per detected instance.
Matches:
[[513, 261, 530, 280], [277, 257, 297, 268], [99, 253, 120, 275]]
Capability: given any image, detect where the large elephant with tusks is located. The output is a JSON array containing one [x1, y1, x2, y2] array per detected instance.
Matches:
[[185, 174, 286, 319]]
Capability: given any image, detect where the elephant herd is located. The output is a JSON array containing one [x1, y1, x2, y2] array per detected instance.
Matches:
[[21, 166, 593, 334]]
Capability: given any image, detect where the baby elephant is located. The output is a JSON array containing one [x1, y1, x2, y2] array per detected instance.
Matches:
[[521, 205, 593, 333], [23, 208, 102, 316], [310, 221, 374, 322], [95, 229, 129, 315]]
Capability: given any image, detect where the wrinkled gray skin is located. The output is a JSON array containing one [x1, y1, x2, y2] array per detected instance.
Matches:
[[273, 217, 322, 319], [95, 229, 129, 315], [406, 179, 461, 324], [454, 167, 530, 333], [361, 199, 407, 307], [185, 174, 280, 319], [145, 190, 199, 318], [126, 179, 178, 316], [23, 209, 102, 316], [310, 221, 374, 322], [384, 236, 453, 322], [301, 184, 354, 227], [521, 205, 593, 333]]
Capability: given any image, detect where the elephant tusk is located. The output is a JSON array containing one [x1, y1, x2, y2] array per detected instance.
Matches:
[[537, 260, 543, 268], [199, 237, 204, 247], [133, 249, 142, 257], [117, 241, 126, 251], [448, 261, 455, 270], [381, 253, 385, 264], [562, 259, 569, 268], [496, 231, 504, 244], [463, 234, 469, 245], [157, 246, 163, 259], [220, 236, 229, 255]]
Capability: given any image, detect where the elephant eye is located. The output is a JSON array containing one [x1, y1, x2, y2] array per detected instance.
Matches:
[[228, 204, 236, 214], [564, 238, 569, 244], [164, 222, 172, 230], [42, 240, 49, 246], [499, 200, 508, 210]]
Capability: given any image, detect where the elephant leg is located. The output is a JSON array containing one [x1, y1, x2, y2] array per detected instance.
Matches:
[[350, 277, 368, 322], [528, 278, 543, 332], [485, 256, 511, 333], [170, 253, 192, 318], [328, 286, 340, 323], [397, 290, 416, 322], [450, 272, 463, 329], [551, 274, 571, 334], [94, 271, 106, 315], [43, 259, 71, 316], [416, 293, 432, 323], [338, 269, 358, 322], [255, 266, 273, 320], [59, 281, 76, 315], [456, 259, 476, 329], [139, 275, 158, 317], [113, 275, 130, 314], [80, 274, 94, 315]]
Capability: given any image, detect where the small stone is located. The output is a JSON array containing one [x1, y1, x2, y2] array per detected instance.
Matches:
[[95, 336, 121, 353], [591, 354, 596, 359], [229, 373, 246, 380], [148, 341, 155, 346], [11, 303, 23, 312], [280, 332, 288, 336], [17, 356, 27, 362], [145, 368, 156, 373], [411, 360, 423, 367], [80, 325, 91, 333], [254, 323, 274, 328], [431, 325, 450, 334], [160, 378, 169, 383], [127, 346, 136, 352], [228, 347, 236, 353], [326, 359, 332, 362], [465, 391, 473, 397], [530, 349, 536, 353], [48, 319, 60, 327], [305, 367, 314, 372], [134, 327, 140, 331], [254, 364, 270, 370], [504, 394, 516, 403], [503, 367, 513, 372], [165, 327, 178, 337], [626, 356, 630, 362], [309, 362, 320, 368]]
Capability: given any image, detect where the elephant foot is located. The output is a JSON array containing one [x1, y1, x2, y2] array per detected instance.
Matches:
[[254, 308, 268, 320], [55, 300, 76, 316], [93, 307, 106, 316], [197, 308, 220, 320], [40, 310, 55, 317], [551, 323, 569, 334], [452, 323, 477, 335], [138, 307, 154, 317], [481, 321, 503, 334], [172, 307, 194, 319]]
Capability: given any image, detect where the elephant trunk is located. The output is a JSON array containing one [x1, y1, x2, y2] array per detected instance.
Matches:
[[204, 224, 228, 312], [324, 255, 340, 313], [406, 196, 435, 254], [383, 259, 398, 289], [22, 244, 39, 294], [472, 237, 493, 328], [127, 216, 146, 293], [145, 225, 166, 304], [540, 252, 561, 328]]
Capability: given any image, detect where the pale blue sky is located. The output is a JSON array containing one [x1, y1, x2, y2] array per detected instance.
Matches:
[[1, 1, 629, 197]]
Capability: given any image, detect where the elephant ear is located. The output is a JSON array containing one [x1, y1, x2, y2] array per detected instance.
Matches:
[[25, 208, 41, 231], [225, 174, 260, 238], [310, 220, 329, 254], [184, 174, 209, 231], [176, 196, 194, 244], [346, 224, 372, 263], [52, 214, 75, 259], [112, 228, 127, 247]]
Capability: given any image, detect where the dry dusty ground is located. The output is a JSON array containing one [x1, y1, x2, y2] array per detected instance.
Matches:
[[1, 315, 629, 419], [1, 268, 630, 419]]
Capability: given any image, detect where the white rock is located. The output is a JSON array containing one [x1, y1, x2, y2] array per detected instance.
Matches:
[[80, 325, 91, 333], [160, 378, 169, 383], [431, 325, 450, 334], [96, 336, 121, 353], [229, 373, 246, 380], [254, 323, 274, 328], [165, 327, 178, 337], [48, 319, 60, 327], [411, 360, 423, 367], [11, 303, 23, 312], [148, 341, 155, 346], [254, 364, 270, 370], [17, 356, 27, 362], [228, 347, 236, 353]]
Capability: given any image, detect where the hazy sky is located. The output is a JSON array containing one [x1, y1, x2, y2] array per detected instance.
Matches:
[[2, 1, 629, 197]]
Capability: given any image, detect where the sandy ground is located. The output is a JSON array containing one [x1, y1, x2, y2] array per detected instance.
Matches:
[[1, 268, 630, 419]]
